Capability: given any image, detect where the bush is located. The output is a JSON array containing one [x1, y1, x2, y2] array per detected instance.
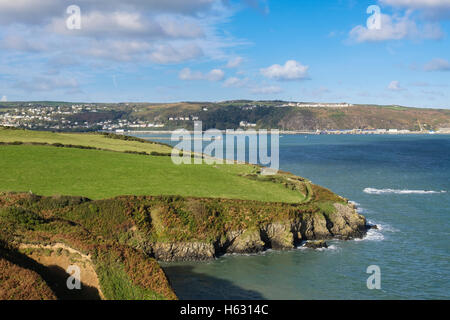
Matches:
[[97, 132, 172, 148], [0, 206, 46, 229], [52, 143, 64, 147]]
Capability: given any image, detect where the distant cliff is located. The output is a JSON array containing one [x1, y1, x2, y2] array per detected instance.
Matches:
[[132, 102, 450, 131]]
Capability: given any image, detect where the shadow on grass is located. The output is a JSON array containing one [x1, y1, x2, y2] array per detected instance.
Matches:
[[3, 249, 101, 300], [162, 265, 265, 300]]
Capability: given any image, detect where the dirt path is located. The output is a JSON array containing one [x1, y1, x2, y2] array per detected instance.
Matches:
[[19, 243, 104, 300]]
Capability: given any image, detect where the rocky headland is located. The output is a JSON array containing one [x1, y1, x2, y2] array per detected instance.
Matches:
[[147, 201, 367, 261]]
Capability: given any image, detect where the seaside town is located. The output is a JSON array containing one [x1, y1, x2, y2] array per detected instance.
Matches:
[[0, 104, 165, 132], [0, 102, 449, 134]]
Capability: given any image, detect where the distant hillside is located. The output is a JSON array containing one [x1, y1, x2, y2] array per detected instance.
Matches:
[[2, 101, 450, 131], [131, 102, 450, 131]]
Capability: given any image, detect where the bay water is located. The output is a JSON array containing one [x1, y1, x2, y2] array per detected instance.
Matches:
[[134, 133, 450, 300]]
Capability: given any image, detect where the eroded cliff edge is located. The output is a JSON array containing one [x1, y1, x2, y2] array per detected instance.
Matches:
[[148, 201, 367, 261], [0, 181, 368, 265]]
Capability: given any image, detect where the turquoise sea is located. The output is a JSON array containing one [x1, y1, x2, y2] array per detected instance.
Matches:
[[135, 133, 450, 300]]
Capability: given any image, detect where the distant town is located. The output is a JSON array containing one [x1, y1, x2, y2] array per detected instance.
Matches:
[[0, 104, 164, 131], [1, 101, 449, 134]]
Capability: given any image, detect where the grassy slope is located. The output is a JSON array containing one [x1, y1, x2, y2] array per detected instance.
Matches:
[[0, 129, 303, 203], [0, 127, 172, 154]]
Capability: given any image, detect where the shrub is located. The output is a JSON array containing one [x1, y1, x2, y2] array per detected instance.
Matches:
[[0, 206, 46, 229]]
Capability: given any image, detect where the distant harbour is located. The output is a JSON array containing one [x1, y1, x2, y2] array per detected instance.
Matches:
[[125, 129, 449, 135]]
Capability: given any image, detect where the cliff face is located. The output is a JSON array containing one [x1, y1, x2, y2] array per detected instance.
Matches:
[[0, 188, 368, 265], [146, 203, 367, 262]]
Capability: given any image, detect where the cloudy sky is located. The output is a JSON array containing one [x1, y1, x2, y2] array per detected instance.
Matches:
[[0, 0, 449, 107]]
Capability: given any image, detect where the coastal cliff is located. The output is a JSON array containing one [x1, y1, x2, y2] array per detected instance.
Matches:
[[0, 186, 368, 265], [0, 184, 367, 300], [146, 202, 367, 261]]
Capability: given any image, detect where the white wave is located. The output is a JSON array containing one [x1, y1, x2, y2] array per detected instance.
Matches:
[[364, 188, 447, 195], [367, 220, 400, 233], [356, 207, 369, 214], [355, 220, 399, 242], [316, 244, 339, 252], [348, 200, 370, 213], [297, 243, 340, 252], [355, 228, 384, 241]]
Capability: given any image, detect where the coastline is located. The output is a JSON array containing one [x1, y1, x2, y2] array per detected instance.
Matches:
[[126, 130, 450, 135]]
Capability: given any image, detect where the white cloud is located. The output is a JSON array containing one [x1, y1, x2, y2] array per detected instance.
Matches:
[[381, 0, 450, 9], [0, 0, 219, 25], [250, 86, 283, 94], [223, 77, 248, 87], [388, 80, 405, 91], [49, 11, 204, 39], [226, 57, 243, 68], [0, 0, 237, 67], [207, 69, 225, 81], [0, 0, 60, 25], [179, 68, 225, 81], [80, 40, 151, 62], [80, 0, 217, 15], [157, 15, 205, 38], [424, 58, 450, 71], [380, 0, 450, 19], [1, 95, 7, 102], [380, 0, 450, 10], [349, 13, 443, 42], [260, 60, 309, 81], [179, 68, 204, 80], [150, 43, 204, 64]]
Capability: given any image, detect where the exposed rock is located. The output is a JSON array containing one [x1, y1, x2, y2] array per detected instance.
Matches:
[[348, 201, 358, 210], [299, 212, 330, 240], [260, 223, 294, 249], [150, 203, 368, 262], [303, 240, 328, 249], [328, 203, 367, 239], [151, 242, 215, 262], [224, 230, 265, 254]]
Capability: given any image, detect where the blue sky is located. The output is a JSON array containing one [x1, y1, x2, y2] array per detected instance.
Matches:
[[0, 0, 448, 108]]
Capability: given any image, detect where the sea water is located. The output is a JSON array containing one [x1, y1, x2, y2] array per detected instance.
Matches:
[[134, 133, 450, 300]]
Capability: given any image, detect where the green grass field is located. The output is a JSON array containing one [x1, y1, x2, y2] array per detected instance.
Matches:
[[0, 127, 310, 202], [0, 128, 172, 154], [0, 144, 303, 203]]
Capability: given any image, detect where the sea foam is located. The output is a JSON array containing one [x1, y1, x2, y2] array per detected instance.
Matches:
[[354, 228, 384, 241], [355, 220, 399, 242], [363, 188, 447, 195], [297, 244, 340, 252]]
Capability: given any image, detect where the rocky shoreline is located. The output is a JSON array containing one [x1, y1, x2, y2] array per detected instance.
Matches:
[[147, 202, 369, 262]]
